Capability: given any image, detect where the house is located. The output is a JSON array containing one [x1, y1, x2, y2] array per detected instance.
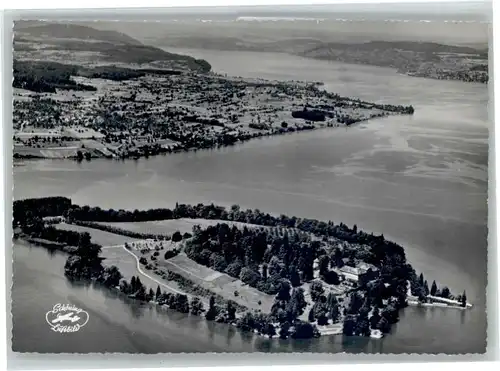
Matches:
[[339, 263, 379, 285], [339, 265, 360, 283]]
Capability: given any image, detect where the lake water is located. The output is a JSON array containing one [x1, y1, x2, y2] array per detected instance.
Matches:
[[11, 49, 489, 354]]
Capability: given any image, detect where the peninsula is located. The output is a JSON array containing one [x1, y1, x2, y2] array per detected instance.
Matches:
[[13, 197, 471, 340], [12, 61, 414, 161], [12, 23, 414, 161]]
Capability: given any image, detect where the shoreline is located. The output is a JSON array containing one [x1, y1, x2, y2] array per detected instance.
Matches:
[[11, 113, 394, 162]]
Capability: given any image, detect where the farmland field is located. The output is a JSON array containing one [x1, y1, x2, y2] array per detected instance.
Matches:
[[96, 218, 268, 236], [54, 223, 139, 246]]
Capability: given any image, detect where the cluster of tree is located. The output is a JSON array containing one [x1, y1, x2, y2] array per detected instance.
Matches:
[[341, 291, 398, 336], [13, 60, 97, 93], [137, 68, 182, 76], [79, 66, 146, 81], [164, 248, 180, 260], [184, 223, 320, 295], [251, 283, 319, 339], [306, 284, 341, 325], [204, 296, 240, 324], [119, 277, 199, 314], [13, 196, 72, 227], [408, 271, 466, 306], [20, 218, 101, 258], [119, 275, 149, 300], [65, 203, 397, 264], [270, 285, 308, 323], [291, 107, 326, 122], [72, 220, 170, 240], [428, 280, 466, 306], [76, 150, 92, 162]]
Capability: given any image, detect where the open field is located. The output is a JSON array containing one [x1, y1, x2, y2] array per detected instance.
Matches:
[[100, 246, 191, 298], [96, 218, 268, 236], [140, 251, 275, 313], [54, 223, 139, 246]]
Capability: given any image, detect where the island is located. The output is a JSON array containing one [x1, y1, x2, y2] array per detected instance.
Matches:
[[13, 197, 471, 340]]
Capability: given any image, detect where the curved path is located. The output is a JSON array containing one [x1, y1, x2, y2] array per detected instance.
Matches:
[[119, 245, 190, 297]]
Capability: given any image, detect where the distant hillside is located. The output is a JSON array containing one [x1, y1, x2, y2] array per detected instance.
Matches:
[[298, 40, 488, 83], [157, 35, 323, 54], [302, 40, 486, 57], [13, 22, 211, 73], [14, 22, 143, 46]]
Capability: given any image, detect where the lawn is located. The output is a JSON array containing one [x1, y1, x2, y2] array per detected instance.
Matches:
[[155, 253, 275, 313], [97, 218, 267, 236], [55, 223, 139, 246]]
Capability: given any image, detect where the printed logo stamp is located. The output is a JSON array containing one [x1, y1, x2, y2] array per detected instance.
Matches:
[[45, 304, 89, 333]]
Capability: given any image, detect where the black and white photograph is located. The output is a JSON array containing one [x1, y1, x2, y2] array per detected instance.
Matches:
[[8, 0, 490, 355]]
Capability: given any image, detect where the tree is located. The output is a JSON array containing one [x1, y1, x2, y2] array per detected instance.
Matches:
[[310, 281, 324, 302], [322, 270, 340, 285], [174, 294, 190, 313], [172, 231, 183, 242], [236, 312, 256, 332], [210, 253, 228, 272], [326, 293, 340, 322], [76, 150, 84, 162], [190, 297, 204, 315], [148, 288, 155, 301], [263, 322, 276, 338], [239, 267, 261, 287], [377, 316, 391, 333], [289, 265, 301, 287], [156, 285, 162, 300], [342, 315, 356, 336], [461, 290, 467, 307], [279, 321, 290, 339], [430, 280, 438, 296], [347, 292, 363, 315], [227, 300, 237, 321], [262, 263, 268, 281], [101, 265, 122, 287], [276, 281, 291, 301], [225, 261, 243, 278], [316, 310, 328, 326], [205, 296, 217, 321], [424, 280, 429, 296], [308, 308, 315, 322], [136, 285, 146, 301], [355, 310, 371, 336], [291, 321, 318, 339], [120, 279, 130, 294], [441, 286, 451, 299], [370, 307, 381, 329], [318, 255, 329, 276], [287, 288, 307, 319]]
